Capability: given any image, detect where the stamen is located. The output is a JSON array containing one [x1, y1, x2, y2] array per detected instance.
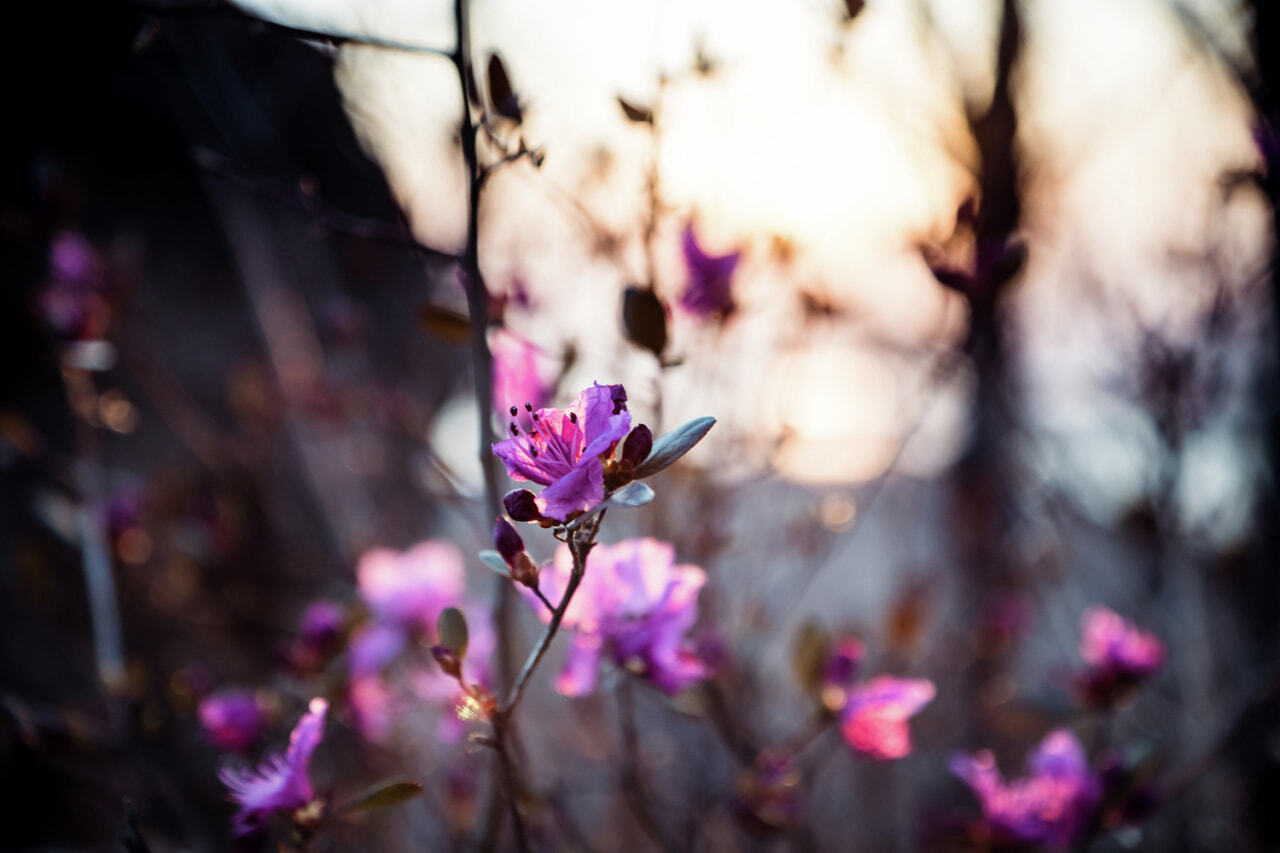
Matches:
[[569, 412, 578, 424], [530, 447, 538, 457], [524, 402, 533, 412], [510, 423, 519, 436], [509, 405, 518, 417]]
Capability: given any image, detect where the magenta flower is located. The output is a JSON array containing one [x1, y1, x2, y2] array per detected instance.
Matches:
[[198, 689, 264, 753], [1076, 606, 1164, 707], [528, 538, 707, 696], [348, 675, 397, 744], [491, 327, 553, 418], [680, 223, 740, 320], [356, 541, 465, 631], [491, 382, 632, 521], [218, 698, 328, 838], [837, 675, 935, 760], [951, 728, 1101, 849]]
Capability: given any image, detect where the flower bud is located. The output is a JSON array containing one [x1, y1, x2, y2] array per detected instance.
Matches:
[[431, 645, 462, 679], [509, 551, 540, 588], [620, 424, 653, 467], [493, 518, 525, 564], [503, 488, 540, 522]]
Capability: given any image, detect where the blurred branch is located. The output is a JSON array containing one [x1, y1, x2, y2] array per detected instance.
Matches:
[[616, 679, 684, 852], [193, 148, 460, 265], [128, 0, 453, 58]]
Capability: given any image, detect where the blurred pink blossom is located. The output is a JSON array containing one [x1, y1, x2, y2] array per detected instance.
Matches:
[[218, 698, 327, 838], [950, 728, 1101, 849], [528, 538, 707, 696], [837, 675, 935, 760], [198, 689, 264, 754], [490, 327, 554, 418], [356, 541, 465, 631], [1076, 606, 1164, 707]]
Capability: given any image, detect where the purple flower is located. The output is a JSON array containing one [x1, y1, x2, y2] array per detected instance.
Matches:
[[491, 327, 554, 418], [951, 728, 1101, 849], [299, 600, 344, 651], [348, 675, 397, 744], [357, 541, 465, 631], [348, 623, 408, 679], [837, 675, 935, 760], [527, 538, 707, 696], [198, 689, 265, 753], [680, 223, 740, 320], [1076, 606, 1164, 707], [218, 698, 328, 838], [491, 382, 632, 521]]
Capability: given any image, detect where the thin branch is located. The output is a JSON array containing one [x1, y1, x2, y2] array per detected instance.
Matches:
[[193, 148, 460, 264], [616, 679, 682, 852], [498, 521, 599, 715], [532, 586, 556, 614]]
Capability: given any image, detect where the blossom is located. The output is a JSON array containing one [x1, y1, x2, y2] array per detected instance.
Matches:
[[679, 223, 740, 320], [837, 675, 935, 760], [218, 698, 328, 838], [491, 327, 553, 418], [491, 382, 632, 521], [356, 541, 465, 631], [198, 689, 264, 753], [528, 538, 707, 696], [1076, 606, 1164, 707], [951, 728, 1101, 849]]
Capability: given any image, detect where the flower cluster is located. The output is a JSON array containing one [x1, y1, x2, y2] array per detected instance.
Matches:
[[817, 637, 935, 760], [199, 689, 265, 754], [493, 382, 638, 521], [345, 541, 486, 743], [680, 223, 741, 320], [1075, 606, 1164, 707], [527, 538, 708, 696], [951, 728, 1101, 849], [218, 698, 328, 839]]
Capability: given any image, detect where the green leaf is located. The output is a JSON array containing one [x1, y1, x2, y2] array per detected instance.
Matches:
[[607, 481, 655, 507], [437, 607, 469, 657], [633, 416, 716, 478], [338, 778, 423, 815], [791, 621, 831, 696], [478, 550, 511, 577]]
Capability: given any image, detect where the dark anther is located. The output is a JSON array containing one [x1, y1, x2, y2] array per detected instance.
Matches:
[[530, 447, 538, 457], [569, 412, 578, 424], [510, 423, 520, 436], [524, 402, 533, 412], [509, 405, 519, 417]]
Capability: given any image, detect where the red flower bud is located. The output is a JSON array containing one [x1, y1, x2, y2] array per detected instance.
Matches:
[[621, 424, 653, 467], [503, 489, 540, 522], [493, 517, 525, 564]]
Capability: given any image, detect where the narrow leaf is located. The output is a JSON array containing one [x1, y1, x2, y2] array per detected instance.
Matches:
[[633, 416, 716, 478], [418, 305, 472, 344], [607, 481, 655, 507], [437, 607, 468, 657], [338, 778, 423, 815], [622, 285, 668, 357], [616, 96, 653, 125], [478, 550, 511, 577], [487, 54, 523, 123]]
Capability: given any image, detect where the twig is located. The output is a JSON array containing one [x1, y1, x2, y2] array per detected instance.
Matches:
[[498, 518, 600, 715], [532, 586, 556, 614], [616, 679, 682, 852]]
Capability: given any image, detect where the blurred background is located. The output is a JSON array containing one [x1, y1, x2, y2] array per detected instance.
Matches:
[[1, 0, 1277, 849]]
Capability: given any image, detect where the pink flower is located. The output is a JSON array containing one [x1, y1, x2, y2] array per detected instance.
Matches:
[[492, 382, 631, 521], [951, 728, 1101, 849], [491, 327, 553, 418], [1076, 606, 1164, 707], [680, 223, 740, 320], [357, 541, 465, 631], [198, 689, 264, 753], [348, 676, 397, 744], [837, 675, 935, 760], [528, 538, 707, 696], [218, 698, 328, 838]]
